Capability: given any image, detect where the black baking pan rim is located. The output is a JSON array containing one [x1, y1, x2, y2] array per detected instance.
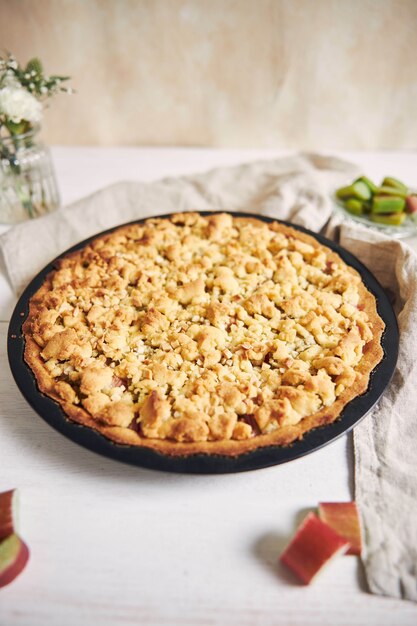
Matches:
[[7, 211, 399, 474]]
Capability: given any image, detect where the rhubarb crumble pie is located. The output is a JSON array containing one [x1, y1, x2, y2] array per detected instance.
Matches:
[[23, 213, 385, 456]]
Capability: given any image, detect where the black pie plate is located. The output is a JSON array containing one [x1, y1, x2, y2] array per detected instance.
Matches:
[[8, 212, 399, 474]]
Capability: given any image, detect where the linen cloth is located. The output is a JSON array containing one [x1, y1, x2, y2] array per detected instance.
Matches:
[[1, 153, 416, 602]]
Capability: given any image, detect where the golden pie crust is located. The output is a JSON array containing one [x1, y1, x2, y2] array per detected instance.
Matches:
[[23, 213, 384, 457]]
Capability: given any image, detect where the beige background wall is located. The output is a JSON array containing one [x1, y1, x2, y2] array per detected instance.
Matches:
[[1, 0, 417, 149]]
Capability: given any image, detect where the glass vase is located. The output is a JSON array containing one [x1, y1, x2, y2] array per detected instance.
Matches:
[[0, 126, 60, 224]]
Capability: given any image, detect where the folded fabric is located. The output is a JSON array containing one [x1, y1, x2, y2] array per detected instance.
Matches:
[[335, 225, 417, 602], [1, 152, 416, 601]]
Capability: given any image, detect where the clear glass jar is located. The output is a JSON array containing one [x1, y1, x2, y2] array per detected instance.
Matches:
[[0, 126, 60, 224]]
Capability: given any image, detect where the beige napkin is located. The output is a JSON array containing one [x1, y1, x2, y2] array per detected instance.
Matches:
[[333, 226, 417, 602], [2, 153, 417, 602]]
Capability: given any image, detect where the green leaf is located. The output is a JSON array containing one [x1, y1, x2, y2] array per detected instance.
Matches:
[[26, 57, 43, 75], [5, 120, 30, 135], [49, 75, 71, 82]]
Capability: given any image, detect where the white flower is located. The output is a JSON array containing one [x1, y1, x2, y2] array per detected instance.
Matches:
[[0, 86, 42, 124], [1, 73, 20, 88]]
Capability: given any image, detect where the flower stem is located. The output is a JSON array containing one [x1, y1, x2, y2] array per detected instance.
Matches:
[[0, 133, 36, 218]]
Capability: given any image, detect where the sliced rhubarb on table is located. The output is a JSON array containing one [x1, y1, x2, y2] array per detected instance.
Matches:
[[0, 534, 30, 588], [318, 501, 362, 556], [0, 489, 18, 541], [279, 512, 349, 584]]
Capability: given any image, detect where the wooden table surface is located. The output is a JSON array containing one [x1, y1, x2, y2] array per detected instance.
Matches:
[[1, 148, 417, 626]]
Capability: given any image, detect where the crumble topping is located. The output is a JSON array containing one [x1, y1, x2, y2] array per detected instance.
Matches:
[[24, 213, 383, 447]]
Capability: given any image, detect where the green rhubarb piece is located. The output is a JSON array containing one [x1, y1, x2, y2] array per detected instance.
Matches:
[[381, 176, 408, 193], [335, 185, 355, 200], [371, 195, 405, 214], [351, 180, 373, 200], [336, 181, 372, 201], [355, 176, 378, 193], [371, 213, 406, 226], [362, 200, 372, 214], [344, 198, 364, 215], [376, 185, 408, 198]]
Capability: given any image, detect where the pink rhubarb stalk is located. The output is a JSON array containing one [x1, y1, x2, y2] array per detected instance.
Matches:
[[280, 512, 350, 584]]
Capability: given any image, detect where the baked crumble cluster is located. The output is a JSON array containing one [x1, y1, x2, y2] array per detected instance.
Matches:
[[23, 213, 384, 454]]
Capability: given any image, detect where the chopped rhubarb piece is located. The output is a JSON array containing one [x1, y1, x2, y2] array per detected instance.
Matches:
[[318, 502, 362, 556], [336, 180, 372, 201], [279, 512, 349, 584], [0, 489, 18, 541], [344, 198, 365, 216], [0, 534, 30, 588], [377, 185, 408, 199], [381, 176, 408, 193], [371, 213, 406, 226], [406, 195, 417, 214], [371, 195, 405, 214]]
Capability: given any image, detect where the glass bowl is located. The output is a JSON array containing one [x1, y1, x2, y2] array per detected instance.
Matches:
[[333, 196, 417, 239]]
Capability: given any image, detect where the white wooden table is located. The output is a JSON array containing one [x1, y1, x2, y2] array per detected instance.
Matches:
[[1, 148, 417, 626]]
